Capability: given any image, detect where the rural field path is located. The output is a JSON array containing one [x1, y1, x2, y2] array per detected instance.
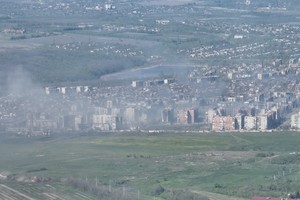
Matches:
[[230, 134, 253, 145], [192, 190, 248, 200]]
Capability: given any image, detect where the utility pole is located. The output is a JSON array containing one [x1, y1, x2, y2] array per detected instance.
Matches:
[[109, 179, 111, 193]]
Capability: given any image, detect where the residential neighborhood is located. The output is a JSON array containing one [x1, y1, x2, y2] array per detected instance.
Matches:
[[1, 55, 300, 135]]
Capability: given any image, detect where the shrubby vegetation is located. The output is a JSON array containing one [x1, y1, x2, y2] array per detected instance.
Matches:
[[256, 152, 275, 157], [152, 185, 209, 200], [168, 190, 209, 200], [2, 133, 300, 199], [271, 154, 300, 165], [63, 177, 140, 200]]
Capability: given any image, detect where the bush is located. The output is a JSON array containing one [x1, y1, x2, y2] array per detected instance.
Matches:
[[214, 183, 224, 189], [63, 178, 139, 200], [170, 190, 209, 200], [152, 184, 165, 196], [271, 154, 300, 165], [268, 184, 277, 191], [256, 152, 275, 157]]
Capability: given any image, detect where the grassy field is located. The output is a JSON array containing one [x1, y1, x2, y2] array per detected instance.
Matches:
[[1, 132, 300, 199]]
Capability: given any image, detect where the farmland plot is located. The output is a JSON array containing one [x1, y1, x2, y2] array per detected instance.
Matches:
[[0, 184, 35, 200], [0, 183, 95, 200]]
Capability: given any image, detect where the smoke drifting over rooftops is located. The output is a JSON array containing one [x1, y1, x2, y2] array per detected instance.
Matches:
[[6, 67, 44, 97]]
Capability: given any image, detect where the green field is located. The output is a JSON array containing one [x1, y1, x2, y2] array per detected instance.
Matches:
[[1, 132, 300, 199]]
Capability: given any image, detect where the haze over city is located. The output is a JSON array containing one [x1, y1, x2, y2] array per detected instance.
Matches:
[[1, 0, 300, 200]]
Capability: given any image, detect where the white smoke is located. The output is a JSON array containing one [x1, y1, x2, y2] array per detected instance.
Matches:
[[6, 67, 44, 97]]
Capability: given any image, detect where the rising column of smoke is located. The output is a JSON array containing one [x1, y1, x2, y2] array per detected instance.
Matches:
[[6, 66, 44, 97]]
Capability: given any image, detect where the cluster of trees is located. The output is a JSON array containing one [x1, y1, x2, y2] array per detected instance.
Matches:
[[152, 184, 209, 200], [169, 190, 209, 200], [289, 191, 300, 199], [63, 178, 210, 200], [63, 177, 139, 200], [271, 154, 300, 165]]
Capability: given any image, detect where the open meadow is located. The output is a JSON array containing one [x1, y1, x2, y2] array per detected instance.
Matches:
[[1, 132, 300, 199]]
